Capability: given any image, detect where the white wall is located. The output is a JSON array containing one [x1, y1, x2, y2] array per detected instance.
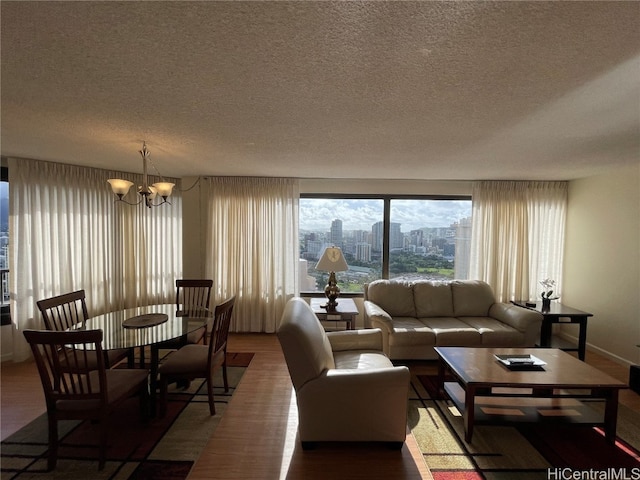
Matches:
[[299, 178, 472, 196], [563, 164, 640, 366]]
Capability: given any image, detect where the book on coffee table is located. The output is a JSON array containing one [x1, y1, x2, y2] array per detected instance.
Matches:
[[494, 354, 546, 370]]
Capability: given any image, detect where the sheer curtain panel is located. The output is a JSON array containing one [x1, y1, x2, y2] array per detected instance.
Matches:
[[204, 177, 299, 333], [8, 158, 182, 361], [469, 181, 567, 303]]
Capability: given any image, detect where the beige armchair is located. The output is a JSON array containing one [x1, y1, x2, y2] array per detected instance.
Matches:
[[277, 298, 410, 450]]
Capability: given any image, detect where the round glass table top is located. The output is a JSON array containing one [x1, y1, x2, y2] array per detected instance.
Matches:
[[70, 303, 210, 350]]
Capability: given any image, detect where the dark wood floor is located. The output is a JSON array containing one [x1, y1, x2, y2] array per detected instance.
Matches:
[[2, 334, 639, 479]]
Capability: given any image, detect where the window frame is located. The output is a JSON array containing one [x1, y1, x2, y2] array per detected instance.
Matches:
[[300, 193, 472, 294], [1, 165, 9, 326]]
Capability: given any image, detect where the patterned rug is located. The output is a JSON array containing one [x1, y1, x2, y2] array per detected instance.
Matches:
[[409, 371, 640, 480], [1, 352, 254, 480]]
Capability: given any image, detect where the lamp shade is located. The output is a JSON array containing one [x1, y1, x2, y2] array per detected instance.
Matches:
[[152, 181, 175, 197], [316, 246, 348, 272], [107, 178, 134, 196]]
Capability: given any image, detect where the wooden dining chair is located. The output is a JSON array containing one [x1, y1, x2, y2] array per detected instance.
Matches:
[[23, 329, 150, 471], [151, 279, 214, 363], [176, 279, 213, 345], [37, 290, 133, 368], [158, 295, 236, 417]]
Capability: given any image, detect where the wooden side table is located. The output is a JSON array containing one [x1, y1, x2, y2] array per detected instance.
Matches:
[[310, 297, 358, 330], [512, 300, 592, 361]]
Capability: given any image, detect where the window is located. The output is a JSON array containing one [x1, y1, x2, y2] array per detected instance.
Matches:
[[389, 199, 472, 282], [1, 165, 9, 325], [299, 198, 384, 293], [299, 195, 472, 293]]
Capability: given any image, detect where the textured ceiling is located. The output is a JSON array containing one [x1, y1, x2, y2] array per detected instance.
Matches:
[[1, 1, 639, 181]]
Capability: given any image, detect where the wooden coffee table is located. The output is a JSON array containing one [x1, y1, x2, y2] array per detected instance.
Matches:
[[434, 346, 627, 443]]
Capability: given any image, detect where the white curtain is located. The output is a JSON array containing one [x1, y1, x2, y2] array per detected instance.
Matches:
[[8, 158, 182, 361], [469, 181, 567, 302], [204, 177, 299, 333]]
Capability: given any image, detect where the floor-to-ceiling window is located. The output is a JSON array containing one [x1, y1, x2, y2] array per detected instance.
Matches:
[[299, 195, 472, 293], [0, 166, 8, 326]]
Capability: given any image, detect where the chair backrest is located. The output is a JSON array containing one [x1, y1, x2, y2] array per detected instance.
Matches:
[[36, 290, 89, 331], [208, 296, 236, 362], [176, 279, 213, 315], [23, 329, 107, 409], [277, 298, 336, 391]]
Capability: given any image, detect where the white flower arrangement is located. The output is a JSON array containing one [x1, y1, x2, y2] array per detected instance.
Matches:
[[539, 278, 558, 300]]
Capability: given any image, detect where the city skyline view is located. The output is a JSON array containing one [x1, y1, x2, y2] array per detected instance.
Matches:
[[300, 198, 472, 232], [299, 198, 473, 291], [0, 182, 7, 231]]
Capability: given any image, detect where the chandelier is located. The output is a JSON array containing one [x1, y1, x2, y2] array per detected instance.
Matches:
[[107, 142, 176, 208]]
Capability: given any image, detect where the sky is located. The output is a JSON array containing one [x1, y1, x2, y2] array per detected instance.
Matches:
[[299, 198, 471, 232]]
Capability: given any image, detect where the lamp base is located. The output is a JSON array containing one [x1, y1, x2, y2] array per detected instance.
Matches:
[[323, 271, 340, 311], [320, 300, 339, 311]]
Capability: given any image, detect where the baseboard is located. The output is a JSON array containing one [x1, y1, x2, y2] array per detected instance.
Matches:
[[557, 332, 634, 368]]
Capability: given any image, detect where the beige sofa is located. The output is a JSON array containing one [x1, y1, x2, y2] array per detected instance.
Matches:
[[364, 279, 543, 360], [277, 298, 410, 449]]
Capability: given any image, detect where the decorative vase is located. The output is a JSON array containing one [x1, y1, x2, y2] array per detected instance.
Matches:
[[542, 297, 551, 310]]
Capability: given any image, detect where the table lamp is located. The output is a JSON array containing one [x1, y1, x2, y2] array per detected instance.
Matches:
[[316, 246, 349, 310]]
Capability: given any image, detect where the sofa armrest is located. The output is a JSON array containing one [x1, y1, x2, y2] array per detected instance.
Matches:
[[363, 301, 395, 356], [363, 301, 394, 333], [490, 303, 544, 345], [327, 329, 383, 352]]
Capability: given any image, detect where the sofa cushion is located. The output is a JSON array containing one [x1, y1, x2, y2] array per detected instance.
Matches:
[[413, 281, 454, 317], [421, 317, 482, 346], [451, 280, 496, 317], [458, 317, 524, 345], [366, 280, 416, 317], [388, 317, 436, 347]]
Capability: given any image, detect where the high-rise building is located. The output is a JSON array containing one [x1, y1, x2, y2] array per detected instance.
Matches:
[[389, 222, 403, 251], [330, 219, 343, 248], [454, 217, 472, 279], [306, 240, 325, 260], [372, 221, 383, 252], [355, 243, 371, 262]]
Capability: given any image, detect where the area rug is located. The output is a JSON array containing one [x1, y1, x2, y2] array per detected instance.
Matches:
[[0, 352, 254, 480], [410, 372, 640, 480]]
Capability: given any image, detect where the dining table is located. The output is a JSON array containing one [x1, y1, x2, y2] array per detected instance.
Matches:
[[70, 303, 211, 415]]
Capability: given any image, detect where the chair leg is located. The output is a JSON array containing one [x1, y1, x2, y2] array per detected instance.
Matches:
[[206, 376, 216, 415], [222, 362, 229, 392], [159, 375, 169, 418], [127, 348, 135, 368], [47, 414, 58, 471], [139, 346, 146, 368], [99, 417, 107, 470], [140, 383, 150, 423]]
